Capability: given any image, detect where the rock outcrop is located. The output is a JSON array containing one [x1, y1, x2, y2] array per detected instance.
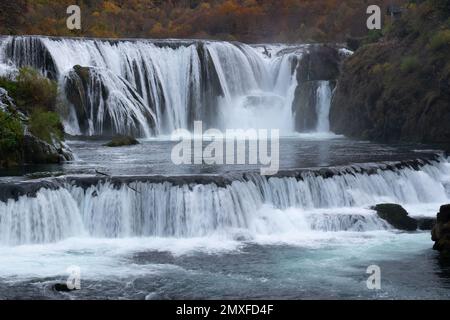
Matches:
[[432, 205, 450, 253], [291, 45, 342, 132], [372, 203, 418, 231], [417, 217, 436, 231], [104, 135, 139, 147], [64, 65, 156, 137], [23, 133, 73, 164], [330, 3, 450, 143]]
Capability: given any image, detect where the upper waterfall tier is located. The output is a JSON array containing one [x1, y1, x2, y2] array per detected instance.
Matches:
[[0, 36, 345, 137]]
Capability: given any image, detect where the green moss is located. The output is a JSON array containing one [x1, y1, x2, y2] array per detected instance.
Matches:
[[400, 56, 420, 73], [28, 110, 64, 144], [0, 110, 24, 167], [363, 30, 383, 45], [0, 77, 18, 99], [430, 29, 450, 51], [331, 0, 450, 143], [370, 63, 393, 76]]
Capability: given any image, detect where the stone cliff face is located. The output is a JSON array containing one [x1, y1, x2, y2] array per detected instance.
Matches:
[[330, 1, 450, 143], [292, 45, 344, 132], [432, 205, 450, 253]]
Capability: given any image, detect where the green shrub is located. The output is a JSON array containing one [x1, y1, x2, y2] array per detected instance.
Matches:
[[370, 63, 393, 75], [400, 56, 420, 73], [364, 30, 383, 45], [0, 110, 24, 166], [430, 29, 450, 51], [28, 110, 64, 144], [0, 77, 18, 99], [15, 67, 58, 113]]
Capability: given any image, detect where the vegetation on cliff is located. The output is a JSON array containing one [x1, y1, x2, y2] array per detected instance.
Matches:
[[0, 68, 69, 168], [331, 0, 450, 143], [0, 111, 24, 167]]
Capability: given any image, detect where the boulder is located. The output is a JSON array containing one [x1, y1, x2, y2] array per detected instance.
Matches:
[[53, 283, 78, 292], [296, 45, 341, 83], [372, 203, 418, 231], [64, 65, 156, 137], [64, 65, 108, 135], [23, 133, 73, 164], [293, 82, 318, 131], [417, 217, 436, 231], [104, 135, 139, 147], [432, 205, 450, 253]]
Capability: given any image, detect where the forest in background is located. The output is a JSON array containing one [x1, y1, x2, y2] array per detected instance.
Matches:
[[0, 0, 404, 43]]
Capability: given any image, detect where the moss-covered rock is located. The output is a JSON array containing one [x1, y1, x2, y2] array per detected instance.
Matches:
[[104, 135, 139, 147], [372, 203, 418, 231], [22, 133, 63, 164], [0, 68, 73, 168]]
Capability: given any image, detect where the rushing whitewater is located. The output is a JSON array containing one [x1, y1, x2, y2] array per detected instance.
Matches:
[[1, 158, 449, 246], [0, 36, 310, 136], [315, 81, 332, 132]]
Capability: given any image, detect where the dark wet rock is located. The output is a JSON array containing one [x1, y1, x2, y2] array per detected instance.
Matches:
[[53, 283, 78, 292], [0, 157, 439, 203], [104, 135, 139, 147], [64, 65, 156, 137], [4, 37, 58, 80], [346, 36, 365, 51], [372, 204, 418, 231], [0, 180, 61, 202], [432, 205, 450, 253], [64, 65, 107, 135], [296, 45, 341, 83], [292, 45, 343, 132], [23, 133, 72, 165], [25, 171, 65, 179], [417, 217, 436, 231], [65, 174, 235, 190], [293, 81, 319, 132]]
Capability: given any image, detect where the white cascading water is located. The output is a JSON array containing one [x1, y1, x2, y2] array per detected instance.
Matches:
[[315, 81, 332, 132], [1, 158, 449, 245], [0, 37, 303, 136], [0, 38, 16, 78], [64, 67, 155, 136], [218, 48, 298, 133]]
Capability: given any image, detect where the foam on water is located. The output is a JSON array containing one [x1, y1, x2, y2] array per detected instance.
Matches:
[[1, 158, 449, 247]]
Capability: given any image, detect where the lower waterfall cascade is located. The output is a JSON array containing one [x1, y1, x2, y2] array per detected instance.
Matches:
[[1, 157, 449, 246]]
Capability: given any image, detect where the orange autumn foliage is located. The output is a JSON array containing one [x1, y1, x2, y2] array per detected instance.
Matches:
[[1, 0, 405, 43]]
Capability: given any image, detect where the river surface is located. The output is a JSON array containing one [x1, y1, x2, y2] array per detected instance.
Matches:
[[0, 136, 449, 299]]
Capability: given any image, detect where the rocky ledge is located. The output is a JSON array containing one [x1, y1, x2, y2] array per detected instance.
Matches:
[[432, 205, 450, 253]]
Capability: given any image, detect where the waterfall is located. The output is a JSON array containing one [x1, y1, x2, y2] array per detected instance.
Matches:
[[1, 158, 449, 245], [0, 36, 307, 137], [315, 81, 332, 132]]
